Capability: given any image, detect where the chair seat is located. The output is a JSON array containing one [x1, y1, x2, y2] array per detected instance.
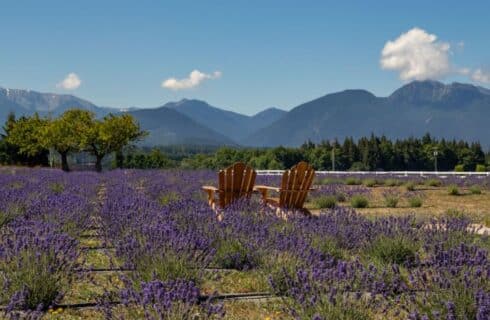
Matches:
[[265, 197, 280, 206]]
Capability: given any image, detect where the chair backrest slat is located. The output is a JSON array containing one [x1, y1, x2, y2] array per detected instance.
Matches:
[[279, 161, 315, 209], [218, 162, 256, 208]]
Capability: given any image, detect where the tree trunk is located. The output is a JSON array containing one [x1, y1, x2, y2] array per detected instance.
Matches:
[[95, 155, 103, 172], [115, 150, 124, 168], [60, 152, 70, 172]]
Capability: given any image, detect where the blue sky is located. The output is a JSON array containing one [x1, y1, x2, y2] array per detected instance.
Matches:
[[1, 1, 489, 114]]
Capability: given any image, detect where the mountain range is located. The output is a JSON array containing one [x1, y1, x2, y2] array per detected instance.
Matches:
[[1, 80, 490, 148]]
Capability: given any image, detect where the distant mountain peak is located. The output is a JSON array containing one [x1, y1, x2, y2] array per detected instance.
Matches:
[[388, 80, 488, 105], [252, 107, 285, 117]]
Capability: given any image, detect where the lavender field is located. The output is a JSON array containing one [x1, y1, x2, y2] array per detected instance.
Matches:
[[0, 168, 489, 319]]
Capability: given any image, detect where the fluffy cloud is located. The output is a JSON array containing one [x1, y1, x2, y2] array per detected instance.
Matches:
[[56, 73, 81, 90], [380, 28, 451, 81], [162, 70, 222, 90], [471, 68, 490, 83]]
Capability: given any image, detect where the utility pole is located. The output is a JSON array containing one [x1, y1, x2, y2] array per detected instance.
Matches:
[[433, 150, 438, 172], [331, 139, 336, 172], [48, 106, 54, 168]]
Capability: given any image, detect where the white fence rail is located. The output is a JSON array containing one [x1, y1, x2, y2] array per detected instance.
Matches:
[[256, 170, 490, 178]]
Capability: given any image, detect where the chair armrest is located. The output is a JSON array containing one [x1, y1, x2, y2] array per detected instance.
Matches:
[[202, 186, 218, 207], [202, 185, 219, 192], [254, 185, 280, 192], [276, 188, 316, 193]]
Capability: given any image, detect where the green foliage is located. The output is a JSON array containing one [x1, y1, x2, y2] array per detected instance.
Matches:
[[350, 195, 369, 208], [213, 239, 259, 270], [284, 288, 373, 320], [405, 182, 416, 191], [265, 255, 301, 296], [84, 113, 147, 171], [408, 197, 423, 208], [475, 164, 486, 172], [135, 251, 199, 283], [345, 177, 362, 185], [0, 211, 17, 228], [425, 179, 442, 187], [384, 178, 401, 187], [469, 185, 482, 195], [1, 110, 145, 171], [454, 164, 465, 172], [5, 113, 48, 157], [0, 247, 75, 310], [314, 237, 344, 260], [122, 149, 176, 169], [158, 192, 180, 206], [139, 133, 488, 172], [335, 192, 347, 202], [383, 194, 399, 208], [447, 185, 460, 196], [349, 161, 369, 171], [445, 208, 467, 220], [1, 112, 49, 166], [313, 195, 337, 209], [362, 178, 376, 187], [366, 235, 418, 265], [49, 182, 65, 194], [319, 177, 344, 185]]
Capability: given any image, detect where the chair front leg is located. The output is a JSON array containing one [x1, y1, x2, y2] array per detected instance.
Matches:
[[258, 188, 268, 203], [205, 189, 215, 206]]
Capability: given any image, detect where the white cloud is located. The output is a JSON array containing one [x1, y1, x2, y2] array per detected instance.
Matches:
[[161, 70, 222, 90], [471, 68, 490, 83], [56, 73, 81, 90], [380, 28, 451, 81]]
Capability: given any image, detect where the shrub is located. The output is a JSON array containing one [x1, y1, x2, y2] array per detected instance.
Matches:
[[445, 208, 467, 220], [49, 182, 64, 194], [314, 195, 337, 209], [384, 194, 399, 208], [213, 239, 259, 270], [271, 267, 376, 319], [366, 235, 418, 265], [426, 179, 442, 187], [335, 192, 347, 202], [384, 179, 401, 187], [158, 191, 180, 206], [448, 185, 460, 196], [319, 178, 343, 185], [454, 164, 465, 172], [475, 164, 486, 172], [316, 237, 344, 260], [118, 279, 224, 319], [408, 197, 423, 208], [345, 177, 362, 185], [362, 178, 377, 187], [405, 182, 416, 191], [0, 206, 23, 228], [349, 161, 368, 171], [469, 185, 481, 195], [350, 195, 369, 208], [0, 221, 80, 311], [136, 251, 200, 283], [266, 255, 302, 296]]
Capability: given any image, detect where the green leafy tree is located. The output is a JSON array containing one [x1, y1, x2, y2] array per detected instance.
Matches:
[[44, 109, 94, 171], [5, 113, 49, 160], [84, 113, 146, 172]]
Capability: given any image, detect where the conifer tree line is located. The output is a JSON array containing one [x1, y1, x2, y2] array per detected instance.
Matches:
[[0, 109, 145, 172], [119, 134, 489, 172]]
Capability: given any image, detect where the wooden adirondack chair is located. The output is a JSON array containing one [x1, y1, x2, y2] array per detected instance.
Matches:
[[202, 162, 257, 210], [254, 161, 315, 214]]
